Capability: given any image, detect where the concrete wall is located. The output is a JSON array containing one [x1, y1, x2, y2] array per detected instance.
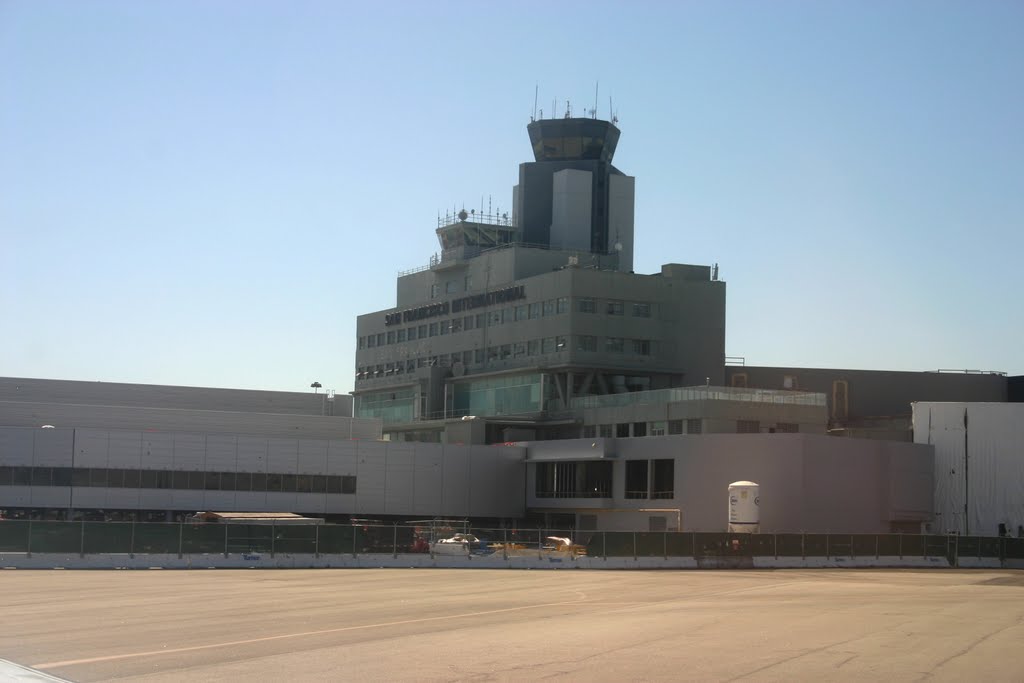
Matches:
[[525, 434, 933, 533], [583, 398, 827, 435], [0, 426, 526, 519], [0, 377, 350, 417], [0, 401, 380, 441], [726, 367, 1007, 424]]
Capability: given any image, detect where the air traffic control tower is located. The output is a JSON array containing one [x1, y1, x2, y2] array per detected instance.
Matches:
[[354, 116, 725, 444]]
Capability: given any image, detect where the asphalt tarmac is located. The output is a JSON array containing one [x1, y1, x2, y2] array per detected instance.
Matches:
[[2, 568, 1023, 682]]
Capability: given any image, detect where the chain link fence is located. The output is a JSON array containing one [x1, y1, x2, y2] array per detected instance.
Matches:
[[1, 521, 1022, 564]]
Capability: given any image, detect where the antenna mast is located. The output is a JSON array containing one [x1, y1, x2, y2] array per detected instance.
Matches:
[[593, 82, 599, 119], [532, 84, 538, 121]]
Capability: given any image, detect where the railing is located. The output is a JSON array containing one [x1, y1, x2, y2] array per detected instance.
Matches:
[[2, 521, 1022, 565], [572, 385, 827, 410]]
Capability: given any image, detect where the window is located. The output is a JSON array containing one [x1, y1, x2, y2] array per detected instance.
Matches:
[[542, 300, 555, 316], [599, 424, 613, 438], [430, 283, 439, 298], [358, 337, 365, 349], [429, 322, 438, 337], [527, 340, 539, 355], [234, 472, 251, 491], [487, 346, 499, 362], [500, 344, 511, 360], [651, 459, 674, 499], [582, 425, 597, 438], [397, 328, 407, 342], [251, 472, 267, 491], [686, 418, 702, 434], [31, 467, 52, 486], [366, 335, 376, 348], [783, 374, 798, 389], [387, 331, 395, 344], [668, 420, 684, 435], [616, 423, 630, 438], [578, 298, 596, 313], [776, 423, 799, 433], [632, 339, 651, 356], [451, 318, 462, 333], [446, 280, 457, 294], [605, 337, 625, 353], [464, 315, 475, 331], [474, 349, 484, 363], [555, 335, 567, 351], [556, 297, 569, 314], [514, 304, 527, 321], [528, 302, 541, 319], [541, 337, 555, 353], [576, 335, 597, 352], [475, 313, 485, 328], [513, 342, 527, 357], [407, 360, 416, 373], [439, 320, 449, 335], [631, 302, 651, 317], [417, 325, 427, 339], [462, 350, 472, 365], [650, 421, 666, 436], [408, 327, 417, 341], [341, 476, 357, 494], [488, 309, 503, 326], [731, 372, 748, 388], [737, 420, 760, 434], [464, 275, 472, 291], [376, 333, 384, 346], [625, 460, 649, 499], [633, 422, 647, 437], [606, 300, 624, 315]]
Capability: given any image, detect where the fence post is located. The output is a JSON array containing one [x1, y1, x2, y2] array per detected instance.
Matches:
[[954, 534, 960, 568], [774, 533, 778, 560], [80, 519, 86, 558], [602, 531, 607, 561], [178, 522, 183, 559], [898, 533, 902, 559], [314, 524, 320, 559], [692, 531, 697, 560], [632, 531, 637, 561], [875, 534, 879, 559], [129, 521, 136, 559], [538, 529, 543, 560], [801, 532, 805, 560], [270, 521, 276, 559], [502, 527, 508, 561], [663, 531, 668, 560], [353, 525, 358, 559], [26, 520, 33, 557], [978, 534, 982, 560], [223, 524, 229, 558], [392, 523, 398, 560], [826, 533, 830, 560]]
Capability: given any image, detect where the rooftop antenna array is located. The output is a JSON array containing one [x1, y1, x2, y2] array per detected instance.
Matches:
[[532, 84, 538, 122]]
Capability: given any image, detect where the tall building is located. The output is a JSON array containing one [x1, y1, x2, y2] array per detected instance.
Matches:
[[354, 117, 727, 443]]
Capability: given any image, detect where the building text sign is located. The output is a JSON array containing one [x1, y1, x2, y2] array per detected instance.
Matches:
[[385, 285, 525, 326]]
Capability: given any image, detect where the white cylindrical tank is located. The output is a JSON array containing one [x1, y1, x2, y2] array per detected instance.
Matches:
[[728, 481, 760, 533]]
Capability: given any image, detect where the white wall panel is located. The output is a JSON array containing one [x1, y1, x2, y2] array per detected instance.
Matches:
[[33, 428, 74, 467], [355, 442, 386, 514], [327, 440, 358, 475], [384, 444, 415, 514], [203, 491, 237, 511], [267, 439, 298, 475], [236, 437, 268, 473], [265, 492, 298, 512], [0, 486, 30, 506], [440, 448, 470, 517], [108, 431, 142, 469], [30, 487, 71, 507], [74, 429, 109, 468], [297, 440, 328, 475], [171, 434, 206, 470], [0, 428, 35, 466], [205, 435, 238, 472], [105, 489, 141, 509], [234, 492, 268, 511], [171, 490, 204, 510], [296, 493, 327, 515], [142, 433, 175, 469], [412, 443, 444, 516]]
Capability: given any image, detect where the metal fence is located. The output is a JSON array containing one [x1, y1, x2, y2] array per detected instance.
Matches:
[[1, 521, 1022, 563]]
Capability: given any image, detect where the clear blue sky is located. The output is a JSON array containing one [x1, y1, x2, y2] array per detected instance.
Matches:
[[2, 1, 1021, 393]]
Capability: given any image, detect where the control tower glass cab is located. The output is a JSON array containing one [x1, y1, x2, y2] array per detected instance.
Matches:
[[515, 117, 635, 272], [527, 117, 621, 163]]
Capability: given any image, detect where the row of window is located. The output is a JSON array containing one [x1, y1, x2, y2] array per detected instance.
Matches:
[[581, 419, 800, 438], [359, 298, 652, 350], [0, 467, 357, 494], [356, 336, 652, 380]]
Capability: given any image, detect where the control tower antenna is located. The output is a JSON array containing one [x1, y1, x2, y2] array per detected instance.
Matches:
[[532, 84, 538, 121], [593, 82, 599, 119]]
